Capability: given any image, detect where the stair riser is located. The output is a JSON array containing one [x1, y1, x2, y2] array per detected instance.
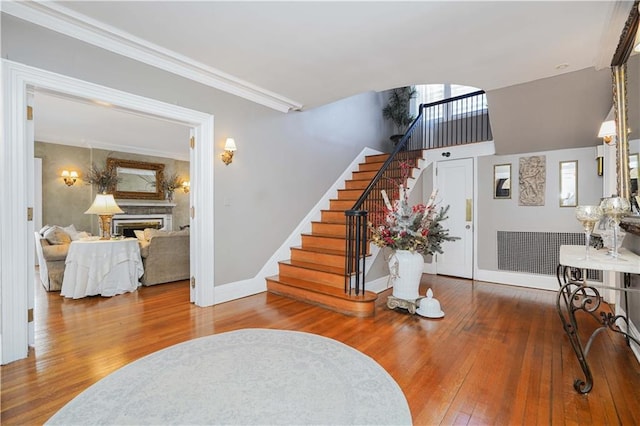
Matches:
[[302, 235, 346, 252], [344, 180, 371, 190], [358, 159, 417, 172], [330, 199, 356, 210], [311, 222, 346, 236], [266, 279, 375, 317], [321, 211, 347, 223], [357, 162, 385, 172], [291, 250, 346, 268], [337, 189, 364, 200], [364, 154, 390, 163], [278, 263, 345, 287], [352, 171, 378, 180]]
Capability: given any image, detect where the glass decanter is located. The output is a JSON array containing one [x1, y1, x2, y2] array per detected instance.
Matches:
[[575, 205, 603, 260], [600, 196, 631, 258]]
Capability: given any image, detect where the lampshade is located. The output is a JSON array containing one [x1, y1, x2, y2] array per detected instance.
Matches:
[[224, 138, 237, 152], [598, 120, 616, 139], [84, 194, 124, 215]]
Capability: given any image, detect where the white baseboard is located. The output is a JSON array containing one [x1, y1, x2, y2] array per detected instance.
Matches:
[[366, 276, 393, 294], [214, 277, 266, 305], [615, 305, 640, 365], [475, 269, 559, 291]]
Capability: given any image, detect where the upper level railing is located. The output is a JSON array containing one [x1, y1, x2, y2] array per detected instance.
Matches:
[[344, 90, 492, 295]]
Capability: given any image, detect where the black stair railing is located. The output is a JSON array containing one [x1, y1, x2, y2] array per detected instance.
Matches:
[[344, 90, 492, 296]]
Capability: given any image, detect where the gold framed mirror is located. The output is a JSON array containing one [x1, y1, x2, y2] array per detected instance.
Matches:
[[493, 164, 511, 199], [630, 153, 638, 195], [107, 158, 165, 200], [559, 160, 578, 207]]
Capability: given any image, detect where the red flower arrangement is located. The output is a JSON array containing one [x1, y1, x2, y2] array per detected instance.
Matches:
[[368, 163, 458, 255]]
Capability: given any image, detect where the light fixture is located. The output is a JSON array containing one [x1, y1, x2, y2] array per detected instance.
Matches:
[[182, 180, 190, 193], [221, 138, 237, 165], [598, 120, 617, 145], [61, 170, 79, 186], [596, 145, 604, 177], [84, 194, 124, 240]]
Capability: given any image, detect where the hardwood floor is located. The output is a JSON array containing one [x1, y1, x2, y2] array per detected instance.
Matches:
[[2, 275, 640, 425]]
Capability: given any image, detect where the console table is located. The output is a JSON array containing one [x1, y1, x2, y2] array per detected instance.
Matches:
[[556, 245, 640, 394], [61, 238, 144, 299]]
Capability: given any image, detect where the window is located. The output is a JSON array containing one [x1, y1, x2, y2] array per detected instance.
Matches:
[[413, 84, 487, 119]]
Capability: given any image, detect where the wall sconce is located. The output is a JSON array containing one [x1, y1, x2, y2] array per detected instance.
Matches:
[[221, 138, 237, 165], [182, 181, 190, 193], [598, 120, 617, 145], [596, 145, 604, 177], [61, 170, 79, 186]]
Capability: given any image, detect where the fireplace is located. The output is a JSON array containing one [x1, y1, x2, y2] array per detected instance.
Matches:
[[112, 214, 172, 237]]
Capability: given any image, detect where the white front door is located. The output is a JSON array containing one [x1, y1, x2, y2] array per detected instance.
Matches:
[[435, 158, 473, 278]]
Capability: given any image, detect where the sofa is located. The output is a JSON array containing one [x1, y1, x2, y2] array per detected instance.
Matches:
[[34, 224, 90, 291], [137, 228, 190, 286]]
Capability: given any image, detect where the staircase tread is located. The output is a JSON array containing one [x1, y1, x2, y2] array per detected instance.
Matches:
[[302, 232, 346, 239], [311, 220, 345, 225], [290, 246, 345, 256], [279, 259, 344, 275], [266, 275, 377, 302]]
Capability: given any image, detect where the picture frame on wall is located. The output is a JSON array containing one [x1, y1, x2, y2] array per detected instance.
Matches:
[[494, 164, 511, 199], [559, 160, 578, 207], [519, 155, 546, 206]]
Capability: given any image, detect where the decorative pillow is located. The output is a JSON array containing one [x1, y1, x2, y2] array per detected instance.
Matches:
[[43, 226, 72, 245], [39, 224, 52, 236], [145, 228, 168, 240], [143, 228, 159, 241], [63, 224, 82, 241]]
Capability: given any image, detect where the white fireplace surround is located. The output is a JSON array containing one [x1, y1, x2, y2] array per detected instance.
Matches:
[[112, 214, 173, 235]]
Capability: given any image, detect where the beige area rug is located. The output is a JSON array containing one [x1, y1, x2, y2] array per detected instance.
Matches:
[[46, 328, 412, 425]]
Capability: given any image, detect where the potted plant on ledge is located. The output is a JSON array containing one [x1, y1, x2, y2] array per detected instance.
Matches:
[[85, 161, 120, 194], [382, 86, 417, 146], [161, 173, 183, 202]]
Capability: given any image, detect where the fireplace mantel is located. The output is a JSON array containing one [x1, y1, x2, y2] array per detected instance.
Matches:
[[116, 200, 176, 207]]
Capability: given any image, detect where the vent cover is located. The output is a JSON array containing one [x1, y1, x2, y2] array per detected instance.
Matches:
[[497, 231, 602, 281]]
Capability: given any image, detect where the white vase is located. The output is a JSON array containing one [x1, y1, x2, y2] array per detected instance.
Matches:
[[389, 250, 424, 300]]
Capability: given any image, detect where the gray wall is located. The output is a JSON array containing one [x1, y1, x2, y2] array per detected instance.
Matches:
[[487, 66, 613, 155], [35, 142, 190, 235], [477, 147, 602, 271], [35, 142, 94, 232], [3, 14, 390, 285]]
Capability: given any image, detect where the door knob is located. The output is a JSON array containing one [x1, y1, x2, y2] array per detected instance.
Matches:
[[465, 225, 471, 229]]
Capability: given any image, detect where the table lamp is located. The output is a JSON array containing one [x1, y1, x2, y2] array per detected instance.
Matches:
[[84, 194, 124, 240]]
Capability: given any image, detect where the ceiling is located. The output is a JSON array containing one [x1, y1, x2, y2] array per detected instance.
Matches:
[[34, 91, 192, 159], [16, 1, 634, 159]]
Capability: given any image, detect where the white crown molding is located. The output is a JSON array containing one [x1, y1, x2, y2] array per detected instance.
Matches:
[[35, 136, 190, 162], [2, 1, 304, 113]]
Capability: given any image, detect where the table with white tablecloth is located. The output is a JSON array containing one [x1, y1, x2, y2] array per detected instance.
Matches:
[[61, 238, 144, 299]]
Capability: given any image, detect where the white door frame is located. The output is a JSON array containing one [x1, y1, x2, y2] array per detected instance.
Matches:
[[1, 60, 215, 364]]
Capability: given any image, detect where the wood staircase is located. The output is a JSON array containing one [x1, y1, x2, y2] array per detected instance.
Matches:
[[266, 152, 423, 317]]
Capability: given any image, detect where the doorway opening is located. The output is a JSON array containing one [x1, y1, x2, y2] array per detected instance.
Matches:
[[2, 60, 215, 364]]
